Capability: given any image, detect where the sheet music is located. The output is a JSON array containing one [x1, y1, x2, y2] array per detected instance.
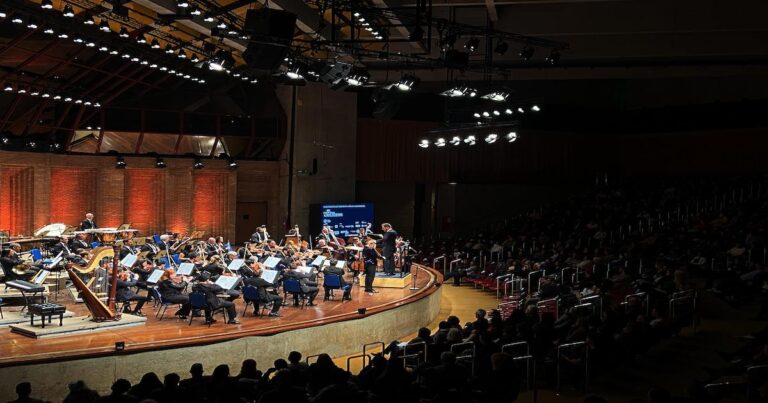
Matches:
[[261, 269, 279, 284], [215, 275, 240, 290], [121, 253, 138, 268], [45, 255, 63, 269], [32, 270, 50, 285], [227, 259, 245, 273], [176, 262, 195, 276], [263, 257, 281, 269], [335, 260, 345, 269], [296, 266, 313, 274], [311, 256, 326, 266], [147, 269, 165, 284]]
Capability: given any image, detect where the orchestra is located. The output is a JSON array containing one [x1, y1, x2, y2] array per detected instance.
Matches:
[[0, 219, 416, 327]]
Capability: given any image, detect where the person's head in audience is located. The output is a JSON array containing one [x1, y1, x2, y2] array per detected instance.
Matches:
[[475, 308, 487, 321], [417, 327, 431, 340], [288, 351, 302, 365], [110, 379, 131, 395], [189, 363, 204, 378], [274, 358, 288, 370], [239, 359, 260, 379], [440, 351, 456, 366], [212, 364, 230, 380], [446, 328, 463, 344], [14, 382, 33, 399], [446, 315, 461, 329]]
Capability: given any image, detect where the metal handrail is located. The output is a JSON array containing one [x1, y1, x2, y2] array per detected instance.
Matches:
[[363, 341, 385, 358], [512, 354, 534, 389], [580, 294, 602, 318], [537, 297, 559, 319], [557, 341, 589, 393], [501, 341, 530, 357], [346, 354, 370, 373], [305, 354, 322, 364], [433, 255, 446, 272], [528, 270, 543, 294], [495, 274, 512, 299], [451, 341, 476, 376], [624, 292, 649, 316], [400, 340, 428, 364]]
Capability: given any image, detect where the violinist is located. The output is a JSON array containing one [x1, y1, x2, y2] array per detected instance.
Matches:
[[141, 238, 161, 259], [193, 272, 239, 324], [283, 266, 319, 306], [158, 269, 192, 319], [131, 259, 155, 300], [363, 239, 379, 295], [242, 259, 282, 317], [320, 261, 352, 301], [264, 240, 279, 253], [205, 238, 219, 257], [111, 268, 149, 316], [250, 225, 269, 243], [318, 227, 333, 244]]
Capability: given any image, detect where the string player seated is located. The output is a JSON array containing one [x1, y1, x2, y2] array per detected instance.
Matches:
[[158, 269, 192, 319], [242, 259, 283, 317], [110, 267, 149, 316], [193, 272, 239, 324], [282, 265, 319, 306]]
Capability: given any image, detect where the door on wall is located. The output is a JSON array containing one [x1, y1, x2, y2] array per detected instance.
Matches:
[[235, 202, 268, 244]]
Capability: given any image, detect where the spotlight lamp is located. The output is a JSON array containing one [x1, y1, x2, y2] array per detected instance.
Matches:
[[178, 49, 188, 59], [440, 85, 478, 98], [450, 136, 462, 146], [0, 11, 6, 19], [84, 16, 95, 25], [434, 138, 447, 147], [517, 107, 525, 113], [481, 91, 509, 102], [485, 133, 498, 144], [177, 0, 190, 8], [63, 5, 75, 18], [506, 131, 518, 142], [119, 27, 130, 38], [164, 44, 174, 54], [545, 50, 561, 65], [504, 108, 513, 115], [115, 156, 127, 169], [136, 36, 147, 44], [418, 139, 430, 148], [531, 105, 541, 112], [473, 113, 481, 118], [464, 135, 477, 145], [0, 136, 9, 145], [155, 157, 166, 168], [193, 157, 204, 169], [464, 37, 480, 52], [190, 54, 200, 63], [227, 157, 238, 169], [394, 75, 419, 91], [203, 15, 215, 23], [217, 19, 227, 29], [12, 17, 23, 24], [99, 19, 111, 32], [492, 110, 500, 116], [482, 111, 490, 118], [519, 45, 535, 60], [58, 32, 69, 39], [345, 70, 370, 87], [26, 140, 37, 149], [3, 82, 13, 92], [190, 7, 202, 16], [41, 0, 54, 9], [151, 38, 160, 49], [27, 21, 39, 29]]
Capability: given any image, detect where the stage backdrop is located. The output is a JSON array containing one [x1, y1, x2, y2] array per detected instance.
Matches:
[[0, 151, 281, 242]]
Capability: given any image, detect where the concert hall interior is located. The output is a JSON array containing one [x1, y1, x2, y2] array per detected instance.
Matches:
[[2, 0, 768, 402]]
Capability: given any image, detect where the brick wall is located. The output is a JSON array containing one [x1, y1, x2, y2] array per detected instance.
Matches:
[[0, 151, 280, 241]]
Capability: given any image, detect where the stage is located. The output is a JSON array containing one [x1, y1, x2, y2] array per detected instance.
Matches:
[[0, 265, 442, 401]]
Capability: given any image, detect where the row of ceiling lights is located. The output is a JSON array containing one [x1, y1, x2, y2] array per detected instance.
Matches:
[[442, 32, 562, 64], [418, 131, 519, 148], [2, 82, 101, 107], [114, 155, 237, 170], [473, 104, 540, 119]]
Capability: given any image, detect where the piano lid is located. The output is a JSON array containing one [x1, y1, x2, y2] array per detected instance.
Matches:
[[34, 223, 67, 238]]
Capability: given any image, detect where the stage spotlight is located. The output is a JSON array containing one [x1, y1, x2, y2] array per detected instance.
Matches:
[[177, 0, 190, 8], [190, 7, 202, 16], [464, 135, 477, 146], [531, 105, 541, 112], [115, 156, 126, 169], [27, 21, 39, 29], [49, 142, 62, 152], [136, 36, 147, 44], [63, 5, 75, 17], [545, 50, 561, 64], [17, 87, 27, 94], [52, 94, 60, 99], [494, 40, 509, 55], [43, 27, 55, 35], [492, 110, 500, 116], [345, 70, 370, 87], [41, 0, 54, 9], [193, 157, 204, 169], [25, 140, 37, 150], [208, 50, 233, 71], [121, 53, 131, 59], [31, 89, 41, 96], [418, 139, 430, 148], [434, 138, 446, 147], [12, 17, 23, 24], [190, 53, 200, 63], [203, 14, 215, 23], [506, 131, 518, 142], [98, 43, 109, 52], [164, 44, 174, 54], [464, 37, 480, 52], [517, 107, 525, 113], [99, 19, 111, 32], [0, 11, 6, 19], [285, 64, 305, 80], [86, 40, 96, 48], [519, 46, 535, 60], [505, 108, 513, 115], [394, 75, 419, 91], [3, 83, 13, 92], [178, 49, 188, 59], [482, 111, 490, 118], [58, 32, 69, 39], [450, 136, 462, 146], [473, 112, 481, 118], [84, 16, 95, 25], [441, 32, 457, 51], [217, 19, 227, 29], [119, 27, 130, 38], [485, 133, 498, 144], [64, 97, 72, 102], [0, 136, 9, 146], [481, 91, 509, 102], [155, 157, 166, 168], [150, 38, 160, 49]]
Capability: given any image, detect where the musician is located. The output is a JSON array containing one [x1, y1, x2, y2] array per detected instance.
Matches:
[[250, 225, 269, 243], [111, 269, 148, 316], [264, 240, 279, 252], [132, 259, 156, 295], [318, 227, 333, 244], [283, 266, 319, 306], [370, 223, 397, 276], [80, 213, 97, 230], [0, 248, 35, 281], [202, 255, 226, 278], [51, 236, 86, 265], [193, 272, 239, 324], [119, 240, 135, 260], [158, 269, 192, 319], [157, 234, 170, 251], [362, 240, 379, 294], [321, 261, 351, 301], [205, 237, 219, 257], [242, 259, 282, 316], [70, 233, 90, 252], [216, 236, 228, 253], [141, 238, 161, 260], [316, 239, 335, 253]]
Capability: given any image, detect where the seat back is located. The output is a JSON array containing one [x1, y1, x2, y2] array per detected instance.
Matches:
[[283, 278, 302, 293], [91, 242, 101, 249], [189, 291, 207, 310], [153, 234, 162, 244], [172, 254, 181, 265], [243, 285, 259, 301], [324, 274, 341, 288], [151, 287, 164, 304], [30, 248, 42, 261]]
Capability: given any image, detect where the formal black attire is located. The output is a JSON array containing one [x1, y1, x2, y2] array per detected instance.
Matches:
[[51, 241, 86, 265], [243, 276, 282, 313], [322, 266, 351, 300], [80, 218, 97, 230], [70, 238, 90, 252], [373, 229, 397, 275], [249, 231, 268, 243], [283, 270, 319, 305], [362, 247, 378, 292], [159, 279, 191, 316], [194, 282, 237, 321], [1, 255, 30, 281], [119, 245, 134, 260], [112, 278, 148, 313]]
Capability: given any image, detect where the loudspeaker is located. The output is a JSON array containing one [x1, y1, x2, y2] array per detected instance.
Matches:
[[243, 9, 297, 71]]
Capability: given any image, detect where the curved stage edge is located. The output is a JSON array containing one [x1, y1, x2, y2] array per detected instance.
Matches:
[[0, 265, 443, 402]]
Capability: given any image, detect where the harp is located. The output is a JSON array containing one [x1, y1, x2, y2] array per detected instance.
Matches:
[[66, 268, 116, 321], [67, 246, 115, 274], [66, 246, 114, 299]]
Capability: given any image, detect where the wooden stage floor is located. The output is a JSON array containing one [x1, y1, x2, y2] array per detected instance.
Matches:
[[0, 266, 438, 367]]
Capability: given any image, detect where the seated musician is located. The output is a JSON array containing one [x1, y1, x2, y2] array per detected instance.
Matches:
[[250, 225, 269, 243], [70, 233, 90, 253], [320, 260, 352, 301], [202, 255, 226, 278], [119, 240, 135, 260], [110, 268, 149, 316], [216, 236, 227, 253], [316, 239, 335, 252], [131, 259, 156, 297], [264, 240, 279, 252], [158, 269, 192, 319], [141, 239, 161, 260], [242, 259, 282, 317], [157, 234, 170, 252], [205, 237, 219, 257], [283, 266, 319, 306], [193, 272, 239, 324], [51, 236, 86, 265], [0, 248, 36, 281]]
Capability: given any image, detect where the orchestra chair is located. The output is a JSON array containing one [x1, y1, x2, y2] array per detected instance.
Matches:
[[283, 278, 306, 309], [153, 234, 162, 244], [172, 254, 181, 265], [188, 291, 227, 327], [91, 242, 101, 249], [30, 248, 42, 262], [152, 288, 180, 320], [241, 286, 272, 317], [323, 274, 342, 301]]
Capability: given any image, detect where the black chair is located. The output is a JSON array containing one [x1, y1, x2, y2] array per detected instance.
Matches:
[[242, 286, 272, 317], [283, 278, 306, 309], [188, 291, 227, 327], [152, 288, 181, 320]]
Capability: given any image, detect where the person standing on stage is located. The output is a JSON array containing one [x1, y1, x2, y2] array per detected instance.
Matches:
[[80, 213, 97, 230], [363, 239, 379, 295], [371, 223, 397, 275]]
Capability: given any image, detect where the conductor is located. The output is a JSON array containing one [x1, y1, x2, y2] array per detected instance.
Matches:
[[370, 223, 397, 276]]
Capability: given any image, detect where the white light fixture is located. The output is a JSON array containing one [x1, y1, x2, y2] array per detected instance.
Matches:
[[41, 0, 54, 9], [434, 138, 446, 147], [482, 111, 490, 117], [505, 108, 513, 115], [531, 105, 541, 112], [62, 5, 75, 18], [450, 136, 462, 146], [517, 107, 525, 113], [506, 132, 518, 142], [83, 16, 95, 25], [119, 27, 130, 38], [473, 113, 481, 118], [485, 133, 498, 144], [99, 19, 111, 32], [43, 27, 55, 34], [492, 110, 500, 116], [464, 135, 477, 145], [418, 139, 430, 148], [481, 91, 509, 102], [58, 33, 69, 39]]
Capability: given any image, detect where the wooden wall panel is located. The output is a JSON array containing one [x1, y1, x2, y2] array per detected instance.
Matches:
[[193, 171, 229, 237], [0, 166, 34, 236], [124, 169, 164, 235], [49, 168, 97, 226]]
